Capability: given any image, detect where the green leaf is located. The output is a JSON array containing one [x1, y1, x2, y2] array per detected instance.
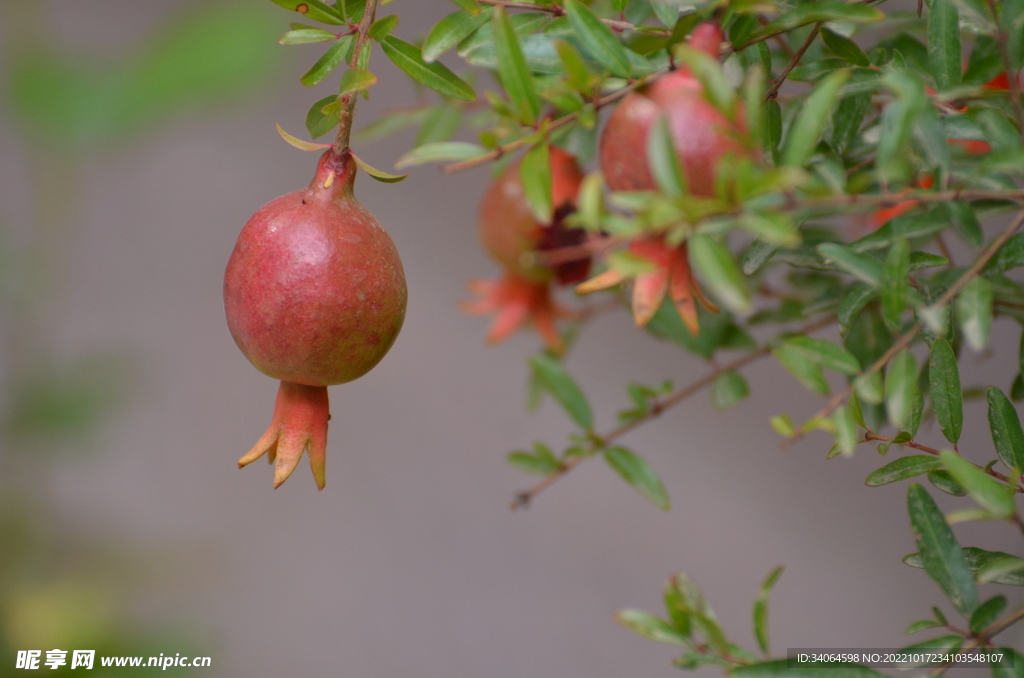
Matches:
[[349, 150, 408, 183], [742, 239, 779, 276], [928, 469, 968, 496], [665, 573, 728, 652], [774, 345, 830, 396], [300, 35, 355, 86], [279, 27, 337, 45], [929, 338, 963, 445], [833, 405, 858, 457], [380, 35, 476, 101], [338, 67, 377, 96], [987, 387, 1024, 473], [355, 106, 430, 143], [747, 2, 884, 44], [521, 142, 553, 224], [969, 595, 1007, 633], [928, 0, 962, 91], [986, 233, 1024, 275], [490, 6, 540, 123], [783, 336, 861, 375], [822, 28, 870, 66], [732, 659, 888, 678], [817, 243, 883, 286], [529, 354, 593, 430], [782, 69, 850, 167], [940, 450, 1016, 519], [269, 0, 345, 25], [838, 284, 876, 333], [906, 548, 1024, 585], [771, 414, 796, 437], [603, 446, 670, 510], [867, 455, 944, 486], [615, 609, 689, 646], [422, 10, 491, 62], [507, 450, 560, 475], [395, 141, 487, 168], [276, 122, 332, 151], [882, 239, 909, 331], [689, 235, 752, 313], [854, 371, 884, 405], [991, 648, 1024, 678], [711, 371, 749, 410], [673, 46, 736, 116], [306, 94, 340, 139], [564, 0, 632, 79], [957, 276, 993, 351], [647, 114, 687, 198], [765, 99, 782, 163], [886, 350, 919, 430], [449, 0, 482, 14], [753, 566, 783, 655], [907, 483, 979, 616], [851, 210, 949, 253]]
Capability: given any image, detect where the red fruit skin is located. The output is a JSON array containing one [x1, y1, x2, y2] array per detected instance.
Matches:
[[478, 146, 585, 282], [598, 24, 749, 197], [224, 151, 407, 387]]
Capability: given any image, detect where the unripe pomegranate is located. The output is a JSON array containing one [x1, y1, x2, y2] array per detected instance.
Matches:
[[463, 147, 589, 350], [224, 149, 407, 489], [599, 22, 747, 197]]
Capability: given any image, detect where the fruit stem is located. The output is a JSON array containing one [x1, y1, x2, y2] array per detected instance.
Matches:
[[332, 0, 379, 157]]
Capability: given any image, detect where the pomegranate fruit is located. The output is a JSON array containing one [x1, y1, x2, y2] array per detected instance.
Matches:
[[598, 22, 747, 197], [463, 146, 589, 350], [224, 149, 407, 489]]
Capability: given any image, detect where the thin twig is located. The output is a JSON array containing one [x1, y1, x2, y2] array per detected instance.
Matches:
[[862, 431, 1022, 491], [784, 207, 1024, 447], [333, 0, 379, 155], [982, 605, 1024, 639], [512, 315, 837, 509], [765, 23, 821, 101]]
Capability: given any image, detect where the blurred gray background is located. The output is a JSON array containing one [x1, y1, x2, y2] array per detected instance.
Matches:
[[1, 1, 1022, 676]]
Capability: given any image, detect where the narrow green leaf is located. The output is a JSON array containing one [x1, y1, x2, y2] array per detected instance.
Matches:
[[969, 595, 1007, 634], [838, 284, 876, 333], [746, 2, 884, 44], [886, 350, 919, 430], [306, 94, 340, 139], [615, 609, 689, 646], [822, 28, 870, 66], [866, 455, 943, 486], [783, 336, 861, 375], [380, 35, 476, 101], [276, 122, 332, 151], [957, 277, 993, 352], [851, 210, 950, 253], [774, 345, 830, 395], [987, 387, 1024, 473], [521, 142, 553, 224], [771, 414, 796, 437], [647, 114, 686, 198], [449, 0, 482, 14], [338, 67, 377, 96], [753, 566, 783, 655], [269, 0, 345, 25], [929, 469, 968, 496], [928, 0, 962, 91], [300, 35, 355, 86], [279, 27, 337, 45], [711, 371, 749, 410], [422, 10, 491, 62], [369, 14, 399, 40], [491, 6, 539, 123], [882, 239, 909, 331], [690, 235, 752, 313], [784, 68, 851, 167], [817, 243, 883, 286], [529, 354, 593, 430], [673, 46, 736, 116], [946, 201, 982, 248], [833, 405, 858, 456], [742, 239, 779, 276], [564, 0, 632, 78], [991, 648, 1024, 678], [855, 371, 884, 405], [349, 150, 408, 183], [395, 141, 487, 168], [940, 450, 1016, 519], [907, 483, 979, 617], [507, 451, 560, 475], [977, 556, 1024, 584], [929, 338, 963, 444], [604, 446, 671, 510], [986, 233, 1024, 275]]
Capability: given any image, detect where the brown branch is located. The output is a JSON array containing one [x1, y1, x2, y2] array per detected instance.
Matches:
[[985, 0, 1024, 143], [333, 0, 379, 155], [862, 431, 1022, 491], [981, 605, 1024, 640], [475, 0, 649, 32], [764, 22, 821, 101], [784, 207, 1024, 447], [511, 315, 837, 509]]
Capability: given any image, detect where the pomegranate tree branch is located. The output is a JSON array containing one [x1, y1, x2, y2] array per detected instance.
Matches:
[[764, 22, 821, 101], [475, 0, 651, 32], [511, 315, 837, 509], [985, 0, 1024, 143], [783, 207, 1024, 447], [333, 0, 379, 156], [862, 431, 1023, 491]]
